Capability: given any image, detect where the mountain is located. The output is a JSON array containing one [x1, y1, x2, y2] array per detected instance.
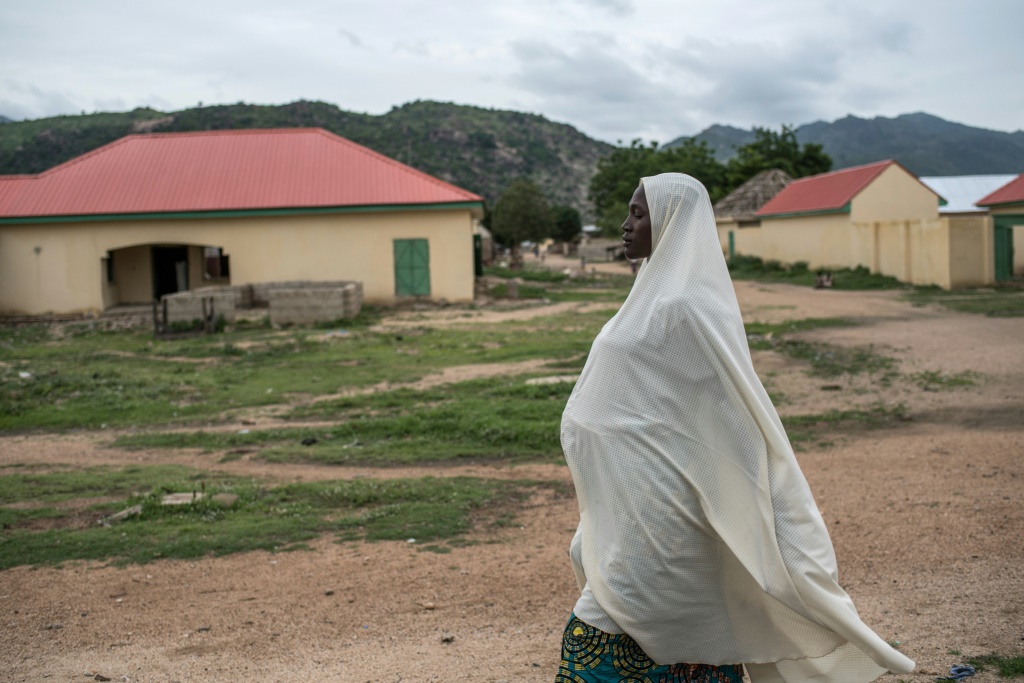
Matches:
[[665, 113, 1024, 176], [0, 101, 612, 216], [0, 115, 12, 124]]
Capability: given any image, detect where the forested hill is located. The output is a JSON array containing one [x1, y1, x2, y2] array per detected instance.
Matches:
[[667, 113, 1024, 176], [0, 100, 613, 215]]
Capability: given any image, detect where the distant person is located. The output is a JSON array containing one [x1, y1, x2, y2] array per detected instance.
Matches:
[[556, 173, 914, 683], [580, 255, 587, 272]]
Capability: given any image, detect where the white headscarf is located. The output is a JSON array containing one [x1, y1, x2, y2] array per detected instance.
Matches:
[[561, 173, 914, 683]]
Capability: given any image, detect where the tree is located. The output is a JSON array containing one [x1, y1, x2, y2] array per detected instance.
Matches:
[[490, 179, 553, 266], [589, 139, 727, 236], [550, 205, 582, 243], [726, 125, 831, 189]]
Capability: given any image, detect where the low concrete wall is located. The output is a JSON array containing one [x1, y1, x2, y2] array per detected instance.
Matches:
[[161, 280, 364, 326], [268, 283, 362, 325], [251, 280, 362, 308], [162, 288, 238, 324]]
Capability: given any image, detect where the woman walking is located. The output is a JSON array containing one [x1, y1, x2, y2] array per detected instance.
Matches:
[[557, 173, 914, 683]]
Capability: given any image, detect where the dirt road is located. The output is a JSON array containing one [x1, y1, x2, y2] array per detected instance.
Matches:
[[1, 281, 1021, 682]]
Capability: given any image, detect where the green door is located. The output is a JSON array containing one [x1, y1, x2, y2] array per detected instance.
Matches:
[[728, 231, 735, 261], [994, 222, 1013, 282], [394, 239, 430, 297]]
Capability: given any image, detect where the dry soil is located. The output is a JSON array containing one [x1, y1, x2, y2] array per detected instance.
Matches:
[[1, 279, 1021, 683]]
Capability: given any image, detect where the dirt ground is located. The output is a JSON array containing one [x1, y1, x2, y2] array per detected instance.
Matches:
[[1, 279, 1022, 683]]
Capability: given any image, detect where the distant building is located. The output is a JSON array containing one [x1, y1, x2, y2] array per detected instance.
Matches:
[[713, 168, 793, 258], [919, 175, 1017, 215], [0, 128, 484, 316], [977, 173, 1024, 280], [713, 159, 1000, 289]]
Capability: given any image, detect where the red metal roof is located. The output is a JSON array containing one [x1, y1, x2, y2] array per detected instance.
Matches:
[[0, 128, 482, 219], [756, 160, 896, 217], [977, 173, 1024, 206]]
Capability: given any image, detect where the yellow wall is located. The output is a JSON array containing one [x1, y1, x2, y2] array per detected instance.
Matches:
[[0, 208, 476, 316], [715, 219, 735, 253], [724, 166, 991, 288], [851, 164, 940, 224], [716, 219, 764, 258], [756, 213, 851, 268], [113, 244, 153, 304], [947, 215, 994, 287]]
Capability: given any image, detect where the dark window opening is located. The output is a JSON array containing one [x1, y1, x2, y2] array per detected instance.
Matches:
[[105, 252, 115, 284], [204, 247, 230, 279]]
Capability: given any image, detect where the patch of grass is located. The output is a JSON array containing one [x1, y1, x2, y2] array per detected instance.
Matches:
[[114, 376, 577, 465], [0, 325, 52, 349], [966, 654, 1024, 678], [778, 340, 898, 380], [484, 265, 568, 283], [489, 283, 550, 299], [744, 319, 898, 381], [0, 465, 230, 504], [745, 318, 855, 350], [907, 287, 1024, 317], [309, 304, 383, 331], [0, 307, 617, 431], [0, 473, 538, 569], [782, 403, 909, 449], [0, 505, 66, 529], [728, 256, 905, 290], [911, 370, 980, 391]]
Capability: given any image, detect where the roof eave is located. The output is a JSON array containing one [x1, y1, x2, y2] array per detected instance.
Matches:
[[978, 200, 1024, 210], [0, 200, 485, 225], [758, 203, 852, 220]]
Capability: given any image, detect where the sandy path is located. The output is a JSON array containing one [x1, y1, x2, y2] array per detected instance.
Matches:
[[2, 281, 1022, 683]]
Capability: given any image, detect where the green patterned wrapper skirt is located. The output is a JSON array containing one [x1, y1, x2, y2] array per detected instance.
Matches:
[[556, 614, 746, 683]]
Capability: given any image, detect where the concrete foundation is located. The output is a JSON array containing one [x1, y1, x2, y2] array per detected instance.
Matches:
[[162, 288, 238, 324], [268, 283, 362, 325], [160, 280, 363, 327], [251, 281, 362, 308]]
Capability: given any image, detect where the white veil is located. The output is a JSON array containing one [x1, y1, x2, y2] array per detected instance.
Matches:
[[561, 173, 914, 683]]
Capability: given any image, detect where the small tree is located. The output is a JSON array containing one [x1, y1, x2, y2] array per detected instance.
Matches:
[[490, 179, 553, 267], [726, 125, 831, 188], [550, 205, 582, 243], [589, 138, 727, 236]]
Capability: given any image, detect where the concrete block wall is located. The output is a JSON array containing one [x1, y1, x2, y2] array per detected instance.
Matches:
[[194, 284, 253, 309], [160, 281, 363, 327], [268, 283, 362, 325], [251, 281, 362, 308], [162, 288, 238, 324]]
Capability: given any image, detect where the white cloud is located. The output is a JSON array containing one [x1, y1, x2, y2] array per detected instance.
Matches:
[[0, 0, 1021, 137]]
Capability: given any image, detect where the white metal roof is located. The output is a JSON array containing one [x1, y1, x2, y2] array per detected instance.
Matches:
[[920, 174, 1018, 214]]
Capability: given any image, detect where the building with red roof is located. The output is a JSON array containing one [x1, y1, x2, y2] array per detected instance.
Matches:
[[977, 173, 1024, 280], [714, 158, 1008, 288], [0, 128, 485, 315]]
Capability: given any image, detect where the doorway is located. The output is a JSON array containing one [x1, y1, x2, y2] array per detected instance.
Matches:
[[152, 246, 189, 299], [393, 238, 430, 297]]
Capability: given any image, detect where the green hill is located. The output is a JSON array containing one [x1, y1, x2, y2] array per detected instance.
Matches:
[[666, 113, 1024, 175], [0, 100, 612, 216]]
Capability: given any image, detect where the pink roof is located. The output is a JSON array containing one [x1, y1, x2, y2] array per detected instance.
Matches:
[[756, 160, 905, 217], [0, 128, 482, 219], [977, 173, 1024, 207]]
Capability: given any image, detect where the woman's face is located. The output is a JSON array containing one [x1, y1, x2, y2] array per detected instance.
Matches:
[[622, 183, 652, 260]]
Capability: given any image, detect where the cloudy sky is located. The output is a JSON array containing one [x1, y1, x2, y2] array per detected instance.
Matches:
[[1, 0, 1021, 144]]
